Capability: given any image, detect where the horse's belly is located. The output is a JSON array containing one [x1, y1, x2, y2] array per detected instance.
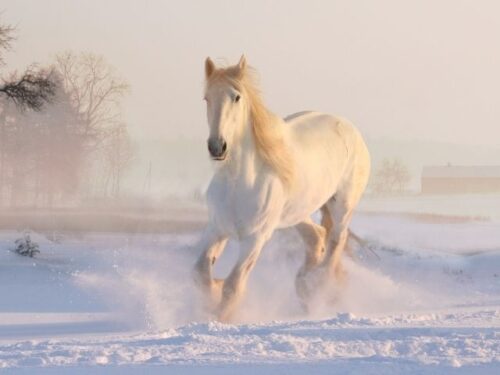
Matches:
[[278, 146, 347, 227], [278, 168, 341, 228]]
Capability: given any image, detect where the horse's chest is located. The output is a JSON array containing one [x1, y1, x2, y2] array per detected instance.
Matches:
[[206, 175, 282, 238]]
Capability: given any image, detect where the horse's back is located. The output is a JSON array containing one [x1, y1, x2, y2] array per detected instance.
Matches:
[[285, 111, 361, 156], [285, 111, 371, 185], [278, 111, 370, 227], [285, 111, 369, 166]]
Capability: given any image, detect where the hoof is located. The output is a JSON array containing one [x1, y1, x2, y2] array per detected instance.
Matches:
[[295, 266, 327, 309], [335, 265, 348, 284], [210, 278, 224, 305], [215, 302, 237, 323], [194, 276, 225, 314], [295, 264, 348, 311]]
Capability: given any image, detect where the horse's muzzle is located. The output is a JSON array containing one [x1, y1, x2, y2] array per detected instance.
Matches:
[[208, 138, 227, 160]]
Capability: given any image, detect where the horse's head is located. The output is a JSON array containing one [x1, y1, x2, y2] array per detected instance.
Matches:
[[204, 55, 249, 161]]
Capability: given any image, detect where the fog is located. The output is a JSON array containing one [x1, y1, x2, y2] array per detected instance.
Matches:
[[2, 0, 500, 200]]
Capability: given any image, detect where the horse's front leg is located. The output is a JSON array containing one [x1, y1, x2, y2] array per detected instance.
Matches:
[[193, 226, 228, 311], [217, 234, 266, 322]]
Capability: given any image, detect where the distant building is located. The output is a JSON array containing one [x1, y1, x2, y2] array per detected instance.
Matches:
[[421, 165, 500, 194]]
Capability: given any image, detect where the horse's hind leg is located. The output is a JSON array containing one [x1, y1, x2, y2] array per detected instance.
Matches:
[[322, 190, 363, 281], [322, 133, 370, 279], [295, 218, 327, 304], [320, 205, 333, 238]]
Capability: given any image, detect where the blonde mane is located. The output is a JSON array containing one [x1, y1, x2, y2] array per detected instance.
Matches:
[[206, 65, 295, 189]]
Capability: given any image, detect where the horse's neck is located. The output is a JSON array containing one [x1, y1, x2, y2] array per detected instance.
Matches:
[[223, 113, 287, 185], [223, 119, 260, 183]]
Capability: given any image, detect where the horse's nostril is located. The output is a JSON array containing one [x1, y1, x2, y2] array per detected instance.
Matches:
[[208, 138, 227, 158], [207, 141, 215, 155]]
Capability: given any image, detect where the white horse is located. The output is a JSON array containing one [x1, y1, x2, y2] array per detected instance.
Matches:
[[193, 56, 370, 321]]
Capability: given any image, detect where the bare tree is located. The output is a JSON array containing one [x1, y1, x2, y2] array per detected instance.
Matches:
[[0, 73, 84, 207], [102, 123, 134, 197], [54, 51, 129, 149], [1, 68, 56, 110], [0, 19, 55, 110], [0, 22, 15, 64], [54, 51, 132, 199], [372, 158, 411, 195]]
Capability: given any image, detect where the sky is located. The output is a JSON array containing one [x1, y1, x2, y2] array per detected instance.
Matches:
[[2, 0, 500, 148]]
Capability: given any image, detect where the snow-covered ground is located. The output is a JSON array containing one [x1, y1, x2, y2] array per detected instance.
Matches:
[[1, 196, 499, 374]]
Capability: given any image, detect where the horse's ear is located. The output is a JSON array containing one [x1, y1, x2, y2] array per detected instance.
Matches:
[[238, 54, 247, 73], [205, 57, 215, 78]]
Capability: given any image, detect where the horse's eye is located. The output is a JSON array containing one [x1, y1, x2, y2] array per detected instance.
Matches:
[[234, 94, 241, 103]]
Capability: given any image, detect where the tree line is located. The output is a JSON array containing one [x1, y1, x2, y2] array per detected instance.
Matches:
[[0, 19, 133, 208]]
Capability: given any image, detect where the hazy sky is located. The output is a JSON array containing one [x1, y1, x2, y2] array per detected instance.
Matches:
[[2, 0, 500, 146]]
